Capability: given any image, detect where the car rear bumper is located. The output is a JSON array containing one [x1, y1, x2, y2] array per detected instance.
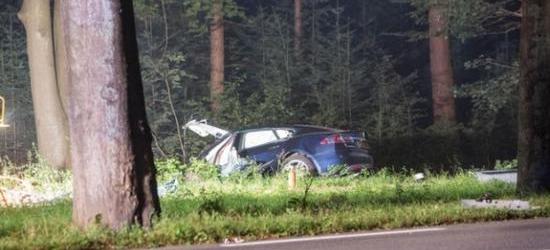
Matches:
[[313, 149, 373, 173]]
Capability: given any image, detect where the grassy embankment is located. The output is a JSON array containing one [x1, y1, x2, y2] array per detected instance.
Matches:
[[1, 160, 550, 249]]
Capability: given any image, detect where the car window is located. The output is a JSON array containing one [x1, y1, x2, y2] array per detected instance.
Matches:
[[275, 129, 293, 139], [242, 130, 278, 149]]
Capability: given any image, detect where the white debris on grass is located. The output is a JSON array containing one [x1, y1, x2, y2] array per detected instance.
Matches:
[[224, 237, 245, 244], [0, 175, 70, 207], [157, 178, 179, 197], [1, 175, 181, 207], [474, 169, 517, 184], [461, 199, 532, 210], [414, 173, 425, 182]]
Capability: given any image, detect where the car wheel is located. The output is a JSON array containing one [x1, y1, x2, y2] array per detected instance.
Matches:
[[281, 154, 317, 176]]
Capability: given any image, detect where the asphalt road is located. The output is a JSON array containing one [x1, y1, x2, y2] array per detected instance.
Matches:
[[163, 218, 550, 250]]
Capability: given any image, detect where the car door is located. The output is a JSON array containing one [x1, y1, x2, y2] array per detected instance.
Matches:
[[237, 129, 288, 164]]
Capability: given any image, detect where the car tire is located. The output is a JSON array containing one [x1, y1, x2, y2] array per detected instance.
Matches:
[[281, 154, 317, 176]]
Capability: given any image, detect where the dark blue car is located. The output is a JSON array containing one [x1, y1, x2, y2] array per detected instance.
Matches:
[[191, 122, 373, 176]]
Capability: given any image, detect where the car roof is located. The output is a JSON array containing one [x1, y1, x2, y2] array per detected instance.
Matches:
[[236, 124, 342, 134]]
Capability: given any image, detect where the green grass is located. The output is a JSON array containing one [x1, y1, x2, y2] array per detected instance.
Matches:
[[1, 171, 550, 249]]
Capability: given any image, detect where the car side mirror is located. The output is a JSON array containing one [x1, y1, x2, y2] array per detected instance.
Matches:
[[0, 96, 9, 128]]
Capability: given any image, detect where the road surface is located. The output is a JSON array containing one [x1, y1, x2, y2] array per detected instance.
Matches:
[[161, 218, 550, 250]]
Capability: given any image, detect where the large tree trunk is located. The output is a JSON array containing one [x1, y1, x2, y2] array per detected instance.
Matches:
[[517, 0, 550, 193], [18, 0, 70, 169], [294, 0, 302, 51], [429, 3, 456, 124], [210, 0, 224, 113], [54, 0, 69, 116], [62, 0, 160, 229]]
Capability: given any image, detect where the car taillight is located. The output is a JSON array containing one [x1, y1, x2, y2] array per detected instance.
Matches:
[[320, 134, 345, 145]]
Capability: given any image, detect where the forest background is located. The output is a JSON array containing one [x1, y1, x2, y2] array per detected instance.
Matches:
[[0, 0, 521, 171]]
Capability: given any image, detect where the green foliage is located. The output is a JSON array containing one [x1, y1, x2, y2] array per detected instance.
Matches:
[[183, 0, 244, 33], [183, 157, 220, 180], [494, 159, 517, 170], [224, 162, 263, 183], [2, 171, 550, 249], [135, 0, 213, 159], [0, 0, 522, 172], [287, 177, 315, 212], [406, 0, 520, 40], [156, 158, 184, 183], [196, 189, 225, 216], [0, 150, 71, 194], [360, 57, 424, 139], [327, 164, 351, 176], [458, 57, 518, 131], [213, 80, 253, 128]]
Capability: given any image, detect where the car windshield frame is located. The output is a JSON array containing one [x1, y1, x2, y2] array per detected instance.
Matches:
[[237, 127, 295, 151]]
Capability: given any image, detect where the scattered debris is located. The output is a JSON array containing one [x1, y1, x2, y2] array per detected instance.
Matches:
[[0, 176, 69, 207], [474, 169, 517, 184], [461, 199, 531, 210], [182, 119, 229, 139], [1, 176, 180, 207], [157, 178, 179, 197], [476, 192, 493, 203], [224, 237, 245, 244], [414, 173, 425, 182]]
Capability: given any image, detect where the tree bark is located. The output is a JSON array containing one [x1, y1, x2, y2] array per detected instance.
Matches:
[[62, 0, 160, 229], [210, 0, 225, 113], [517, 0, 550, 193], [429, 3, 456, 124], [294, 0, 302, 52], [53, 0, 71, 169], [18, 0, 70, 169], [54, 0, 69, 116]]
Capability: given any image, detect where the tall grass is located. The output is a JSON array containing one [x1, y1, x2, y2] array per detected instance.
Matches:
[[1, 160, 549, 249]]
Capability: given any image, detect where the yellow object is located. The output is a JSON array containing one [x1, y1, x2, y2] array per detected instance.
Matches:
[[288, 166, 296, 190], [0, 96, 9, 128]]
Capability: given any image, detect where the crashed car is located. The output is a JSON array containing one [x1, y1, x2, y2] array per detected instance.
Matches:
[[184, 120, 374, 176]]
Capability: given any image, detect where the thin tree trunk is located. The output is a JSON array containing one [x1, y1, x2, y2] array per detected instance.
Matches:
[[294, 0, 302, 52], [429, 3, 456, 124], [274, 15, 292, 89], [160, 0, 169, 55], [53, 0, 71, 168], [8, 17, 18, 161], [0, 48, 4, 151], [346, 20, 352, 127], [18, 0, 69, 169], [164, 77, 186, 160], [159, 0, 185, 160], [210, 0, 224, 113], [517, 0, 550, 193], [311, 0, 317, 65], [62, 0, 160, 229], [54, 0, 69, 115], [260, 8, 267, 82]]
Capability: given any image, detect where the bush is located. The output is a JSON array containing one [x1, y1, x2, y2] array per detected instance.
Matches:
[[183, 158, 220, 180], [156, 158, 185, 183], [370, 125, 516, 171]]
